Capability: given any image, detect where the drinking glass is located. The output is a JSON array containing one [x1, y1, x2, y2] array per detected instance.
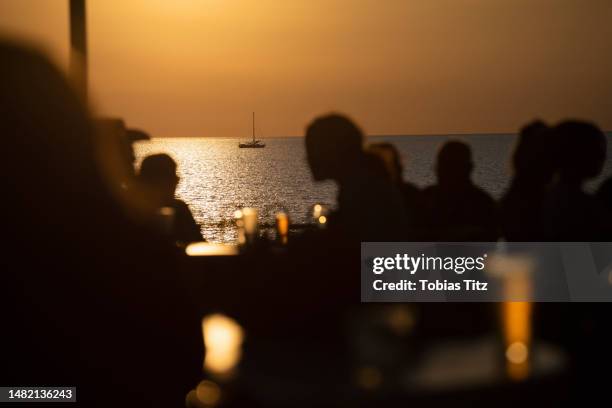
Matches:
[[241, 207, 259, 243], [275, 211, 290, 244]]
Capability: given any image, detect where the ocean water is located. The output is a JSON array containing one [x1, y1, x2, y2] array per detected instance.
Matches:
[[135, 134, 612, 243]]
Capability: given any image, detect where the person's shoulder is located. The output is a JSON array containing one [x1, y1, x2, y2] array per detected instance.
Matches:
[[468, 183, 496, 205], [171, 199, 194, 215], [172, 198, 190, 208]]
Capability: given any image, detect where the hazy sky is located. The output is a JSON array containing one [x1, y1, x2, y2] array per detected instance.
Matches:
[[1, 0, 611, 137]]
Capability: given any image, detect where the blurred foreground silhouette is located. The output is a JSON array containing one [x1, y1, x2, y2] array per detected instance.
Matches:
[[0, 40, 202, 407]]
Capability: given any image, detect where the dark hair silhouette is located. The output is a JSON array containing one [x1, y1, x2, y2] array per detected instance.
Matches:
[[500, 120, 554, 240], [368, 142, 402, 183], [362, 150, 392, 181], [368, 142, 403, 183], [140, 153, 179, 183], [512, 120, 555, 182], [139, 153, 180, 208], [542, 120, 611, 240], [305, 113, 363, 181], [555, 120, 607, 183], [436, 140, 473, 186], [0, 40, 201, 406]]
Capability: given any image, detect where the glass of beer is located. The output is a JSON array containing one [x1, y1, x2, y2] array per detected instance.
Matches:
[[234, 209, 246, 245], [275, 211, 290, 244], [241, 207, 259, 243]]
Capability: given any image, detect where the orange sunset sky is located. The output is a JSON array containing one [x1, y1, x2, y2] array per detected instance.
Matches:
[[0, 0, 611, 137]]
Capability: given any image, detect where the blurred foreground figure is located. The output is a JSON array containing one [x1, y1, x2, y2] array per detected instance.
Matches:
[[305, 113, 406, 241], [138, 154, 203, 244], [0, 40, 201, 407], [420, 140, 498, 241], [542, 120, 612, 240], [500, 121, 555, 241]]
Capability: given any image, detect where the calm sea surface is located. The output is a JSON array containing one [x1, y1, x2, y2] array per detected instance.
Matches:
[[135, 134, 612, 243]]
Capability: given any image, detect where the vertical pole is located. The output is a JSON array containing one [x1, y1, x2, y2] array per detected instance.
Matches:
[[252, 112, 255, 142], [69, 0, 88, 101]]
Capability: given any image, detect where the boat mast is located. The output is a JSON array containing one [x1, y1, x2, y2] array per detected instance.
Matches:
[[252, 112, 255, 143]]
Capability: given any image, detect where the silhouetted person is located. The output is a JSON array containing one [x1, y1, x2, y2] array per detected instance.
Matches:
[[305, 113, 406, 241], [0, 40, 201, 407], [368, 142, 422, 233], [542, 120, 611, 240], [539, 122, 612, 400], [500, 121, 555, 240], [363, 149, 392, 181], [421, 140, 498, 241], [231, 114, 403, 405], [138, 154, 203, 243]]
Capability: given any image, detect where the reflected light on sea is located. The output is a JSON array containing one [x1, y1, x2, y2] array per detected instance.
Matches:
[[135, 134, 612, 243], [135, 137, 337, 243]]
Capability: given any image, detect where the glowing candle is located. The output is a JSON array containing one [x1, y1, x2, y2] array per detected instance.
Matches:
[[201, 314, 244, 379]]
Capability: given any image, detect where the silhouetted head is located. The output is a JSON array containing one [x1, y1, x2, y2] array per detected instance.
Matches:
[[554, 120, 607, 183], [368, 142, 403, 184], [305, 113, 363, 181], [363, 151, 392, 182], [436, 140, 473, 186], [138, 154, 179, 202], [511, 120, 555, 184]]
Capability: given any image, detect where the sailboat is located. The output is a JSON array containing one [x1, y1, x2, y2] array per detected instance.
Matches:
[[239, 112, 266, 148]]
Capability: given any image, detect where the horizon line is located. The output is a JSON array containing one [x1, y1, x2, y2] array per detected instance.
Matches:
[[152, 130, 612, 139]]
